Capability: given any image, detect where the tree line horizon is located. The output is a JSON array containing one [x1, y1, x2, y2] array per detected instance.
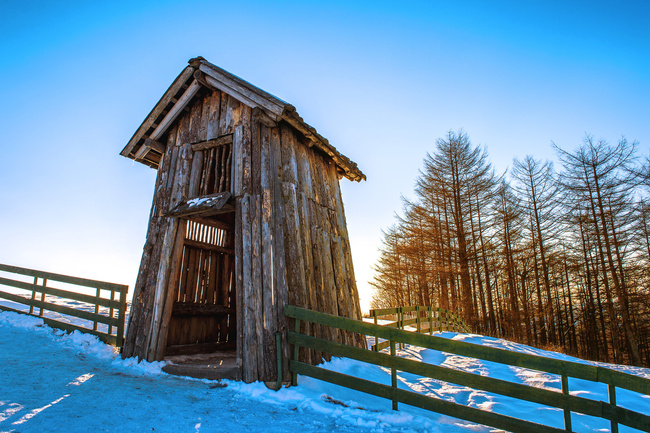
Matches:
[[370, 130, 650, 367]]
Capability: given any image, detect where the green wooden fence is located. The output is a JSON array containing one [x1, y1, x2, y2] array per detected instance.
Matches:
[[369, 306, 471, 351], [0, 263, 128, 347], [285, 304, 650, 433]]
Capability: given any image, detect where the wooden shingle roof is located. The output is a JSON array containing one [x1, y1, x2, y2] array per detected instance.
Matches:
[[120, 57, 365, 182]]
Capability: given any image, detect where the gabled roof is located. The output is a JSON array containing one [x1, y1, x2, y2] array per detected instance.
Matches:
[[120, 57, 365, 182]]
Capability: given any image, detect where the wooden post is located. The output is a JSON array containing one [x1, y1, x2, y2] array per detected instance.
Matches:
[[373, 310, 378, 351], [609, 384, 618, 433], [561, 373, 572, 431], [94, 288, 100, 331], [390, 340, 398, 410], [416, 306, 421, 334], [292, 318, 300, 386], [39, 279, 47, 317], [241, 194, 258, 383], [428, 306, 433, 335], [108, 290, 115, 337], [397, 307, 404, 350], [116, 288, 126, 348], [29, 277, 37, 314]]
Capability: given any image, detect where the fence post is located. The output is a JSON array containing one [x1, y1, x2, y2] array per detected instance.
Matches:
[[416, 306, 421, 334], [39, 279, 47, 317], [428, 306, 433, 335], [292, 318, 300, 386], [373, 310, 378, 352], [609, 384, 619, 433], [29, 277, 37, 314], [561, 373, 572, 431], [398, 307, 404, 350], [390, 340, 398, 411], [108, 290, 115, 337], [93, 287, 100, 331]]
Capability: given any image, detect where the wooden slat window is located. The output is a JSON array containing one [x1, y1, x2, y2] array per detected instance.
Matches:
[[198, 140, 232, 196], [185, 220, 228, 247]]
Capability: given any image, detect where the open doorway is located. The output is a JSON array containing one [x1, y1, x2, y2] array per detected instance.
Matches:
[[164, 213, 236, 358]]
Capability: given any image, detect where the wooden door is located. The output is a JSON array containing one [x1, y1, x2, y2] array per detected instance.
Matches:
[[165, 216, 236, 356]]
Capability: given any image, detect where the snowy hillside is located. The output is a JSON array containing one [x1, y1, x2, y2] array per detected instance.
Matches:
[[1, 310, 648, 433]]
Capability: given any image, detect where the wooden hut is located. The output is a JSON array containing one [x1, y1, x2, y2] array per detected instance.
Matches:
[[121, 57, 366, 382]]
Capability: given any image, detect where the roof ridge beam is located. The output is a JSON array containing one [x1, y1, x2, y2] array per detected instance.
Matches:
[[195, 64, 285, 119]]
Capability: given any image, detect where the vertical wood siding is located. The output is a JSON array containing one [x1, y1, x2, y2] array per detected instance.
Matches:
[[123, 88, 365, 381]]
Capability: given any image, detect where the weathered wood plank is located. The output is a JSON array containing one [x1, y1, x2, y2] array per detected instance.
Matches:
[[171, 303, 233, 316], [123, 123, 177, 360], [163, 191, 231, 218], [326, 162, 365, 348], [280, 124, 298, 185], [188, 151, 204, 198], [147, 216, 181, 361], [188, 96, 203, 144], [0, 277, 123, 309], [196, 64, 285, 118], [198, 92, 212, 143], [253, 106, 278, 128], [135, 138, 166, 162], [0, 289, 121, 327], [147, 110, 195, 360], [153, 219, 186, 359], [294, 142, 321, 362], [233, 125, 244, 197], [270, 125, 290, 379], [240, 105, 252, 196], [260, 124, 277, 380], [280, 181, 310, 364], [190, 134, 233, 152], [206, 91, 221, 141], [251, 110, 263, 196], [241, 194, 258, 382], [121, 66, 194, 159], [150, 79, 202, 141], [182, 239, 233, 255], [251, 194, 265, 379]]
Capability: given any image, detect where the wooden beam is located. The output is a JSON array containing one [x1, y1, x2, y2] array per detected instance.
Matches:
[[149, 79, 202, 141], [193, 70, 217, 91], [134, 138, 166, 161], [171, 302, 233, 316], [190, 134, 233, 152], [253, 107, 278, 128], [164, 341, 236, 356], [183, 239, 234, 255], [144, 138, 165, 153], [188, 216, 234, 232], [163, 191, 232, 218], [121, 66, 195, 159], [197, 64, 285, 119]]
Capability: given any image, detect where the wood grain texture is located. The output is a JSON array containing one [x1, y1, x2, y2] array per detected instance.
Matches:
[[123, 76, 366, 378]]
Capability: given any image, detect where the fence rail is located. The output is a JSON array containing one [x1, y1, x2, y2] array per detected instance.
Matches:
[[286, 304, 650, 433], [369, 306, 470, 351], [0, 263, 128, 347]]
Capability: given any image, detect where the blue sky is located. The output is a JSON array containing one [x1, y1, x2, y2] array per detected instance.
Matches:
[[1, 1, 648, 311]]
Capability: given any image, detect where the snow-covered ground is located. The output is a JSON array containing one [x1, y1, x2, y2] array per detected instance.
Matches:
[[1, 310, 649, 433]]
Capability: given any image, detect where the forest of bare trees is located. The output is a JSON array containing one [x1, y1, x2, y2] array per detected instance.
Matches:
[[370, 131, 650, 367]]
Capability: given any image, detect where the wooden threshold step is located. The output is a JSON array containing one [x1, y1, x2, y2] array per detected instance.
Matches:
[[163, 361, 241, 381]]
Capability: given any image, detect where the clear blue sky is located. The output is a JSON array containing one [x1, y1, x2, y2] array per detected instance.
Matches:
[[1, 0, 648, 311]]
